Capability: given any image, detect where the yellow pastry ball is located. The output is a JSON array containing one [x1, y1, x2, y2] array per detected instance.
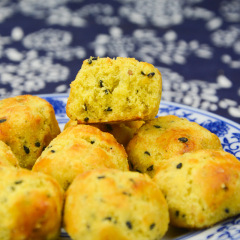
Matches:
[[33, 124, 129, 190], [0, 140, 19, 168], [153, 149, 240, 229], [0, 95, 60, 169], [0, 167, 64, 240], [64, 168, 169, 240], [66, 57, 162, 123], [127, 115, 222, 177]]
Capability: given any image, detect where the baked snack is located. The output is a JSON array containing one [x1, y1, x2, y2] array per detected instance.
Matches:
[[32, 124, 129, 190], [0, 95, 61, 169], [0, 140, 19, 168], [64, 119, 144, 147], [64, 168, 169, 240], [153, 149, 240, 229], [66, 57, 162, 123], [126, 115, 223, 177], [0, 167, 64, 240]]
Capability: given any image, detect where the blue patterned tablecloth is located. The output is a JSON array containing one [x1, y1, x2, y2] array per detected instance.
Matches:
[[0, 0, 239, 123]]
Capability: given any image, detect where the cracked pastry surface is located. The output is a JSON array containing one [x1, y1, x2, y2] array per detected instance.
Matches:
[[66, 57, 162, 123]]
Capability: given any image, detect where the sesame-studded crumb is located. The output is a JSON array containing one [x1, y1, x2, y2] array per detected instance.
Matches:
[[66, 57, 162, 123], [64, 169, 169, 240]]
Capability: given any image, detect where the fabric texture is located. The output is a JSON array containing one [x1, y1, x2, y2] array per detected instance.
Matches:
[[0, 0, 239, 122]]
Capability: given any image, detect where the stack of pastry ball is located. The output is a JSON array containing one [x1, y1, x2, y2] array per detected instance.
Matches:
[[34, 57, 170, 240], [1, 57, 240, 240]]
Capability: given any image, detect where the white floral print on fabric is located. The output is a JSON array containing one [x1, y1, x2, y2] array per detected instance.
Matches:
[[0, 0, 239, 122], [91, 27, 213, 65]]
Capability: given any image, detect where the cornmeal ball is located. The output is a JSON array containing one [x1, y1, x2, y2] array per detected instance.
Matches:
[[127, 115, 222, 177], [64, 119, 144, 147], [0, 167, 64, 240], [64, 168, 169, 240], [0, 95, 60, 169], [0, 140, 19, 168], [153, 149, 240, 229], [33, 124, 129, 190], [66, 57, 162, 123]]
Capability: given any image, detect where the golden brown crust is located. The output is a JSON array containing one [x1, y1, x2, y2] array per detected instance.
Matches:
[[126, 115, 223, 177], [0, 140, 19, 167], [0, 167, 64, 240], [66, 57, 162, 123], [0, 95, 60, 169], [64, 168, 169, 240], [153, 149, 240, 229], [33, 124, 129, 190], [64, 119, 144, 147]]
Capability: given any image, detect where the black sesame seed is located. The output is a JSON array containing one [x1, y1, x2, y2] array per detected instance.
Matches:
[[147, 72, 155, 77], [51, 150, 55, 153], [129, 161, 134, 170], [0, 118, 7, 123], [129, 178, 135, 183], [97, 175, 106, 179], [178, 137, 188, 143], [147, 165, 154, 171], [106, 124, 113, 131], [105, 107, 112, 112], [135, 169, 142, 173], [126, 221, 132, 229], [99, 80, 104, 88], [103, 216, 112, 221], [141, 71, 146, 75], [42, 146, 46, 151], [225, 208, 230, 214], [35, 142, 40, 147], [122, 191, 131, 196], [88, 59, 92, 64], [144, 151, 151, 156], [149, 223, 155, 230], [176, 163, 183, 169], [223, 185, 229, 191], [153, 125, 161, 128], [90, 140, 95, 144], [24, 146, 30, 154], [14, 180, 23, 184], [92, 57, 98, 60], [175, 210, 180, 217], [84, 117, 89, 122], [104, 89, 109, 94], [84, 104, 88, 111]]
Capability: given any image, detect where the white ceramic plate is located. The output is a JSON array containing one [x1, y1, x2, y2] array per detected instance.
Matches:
[[40, 93, 240, 240]]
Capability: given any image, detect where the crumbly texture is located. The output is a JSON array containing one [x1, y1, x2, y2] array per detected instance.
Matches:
[[153, 149, 240, 229], [0, 95, 61, 169], [64, 119, 144, 147], [0, 167, 64, 240], [126, 115, 223, 177], [64, 168, 169, 240], [66, 57, 162, 123], [33, 124, 129, 190], [0, 140, 19, 168]]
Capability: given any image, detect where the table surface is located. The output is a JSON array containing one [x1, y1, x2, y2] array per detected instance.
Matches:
[[0, 0, 239, 123]]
